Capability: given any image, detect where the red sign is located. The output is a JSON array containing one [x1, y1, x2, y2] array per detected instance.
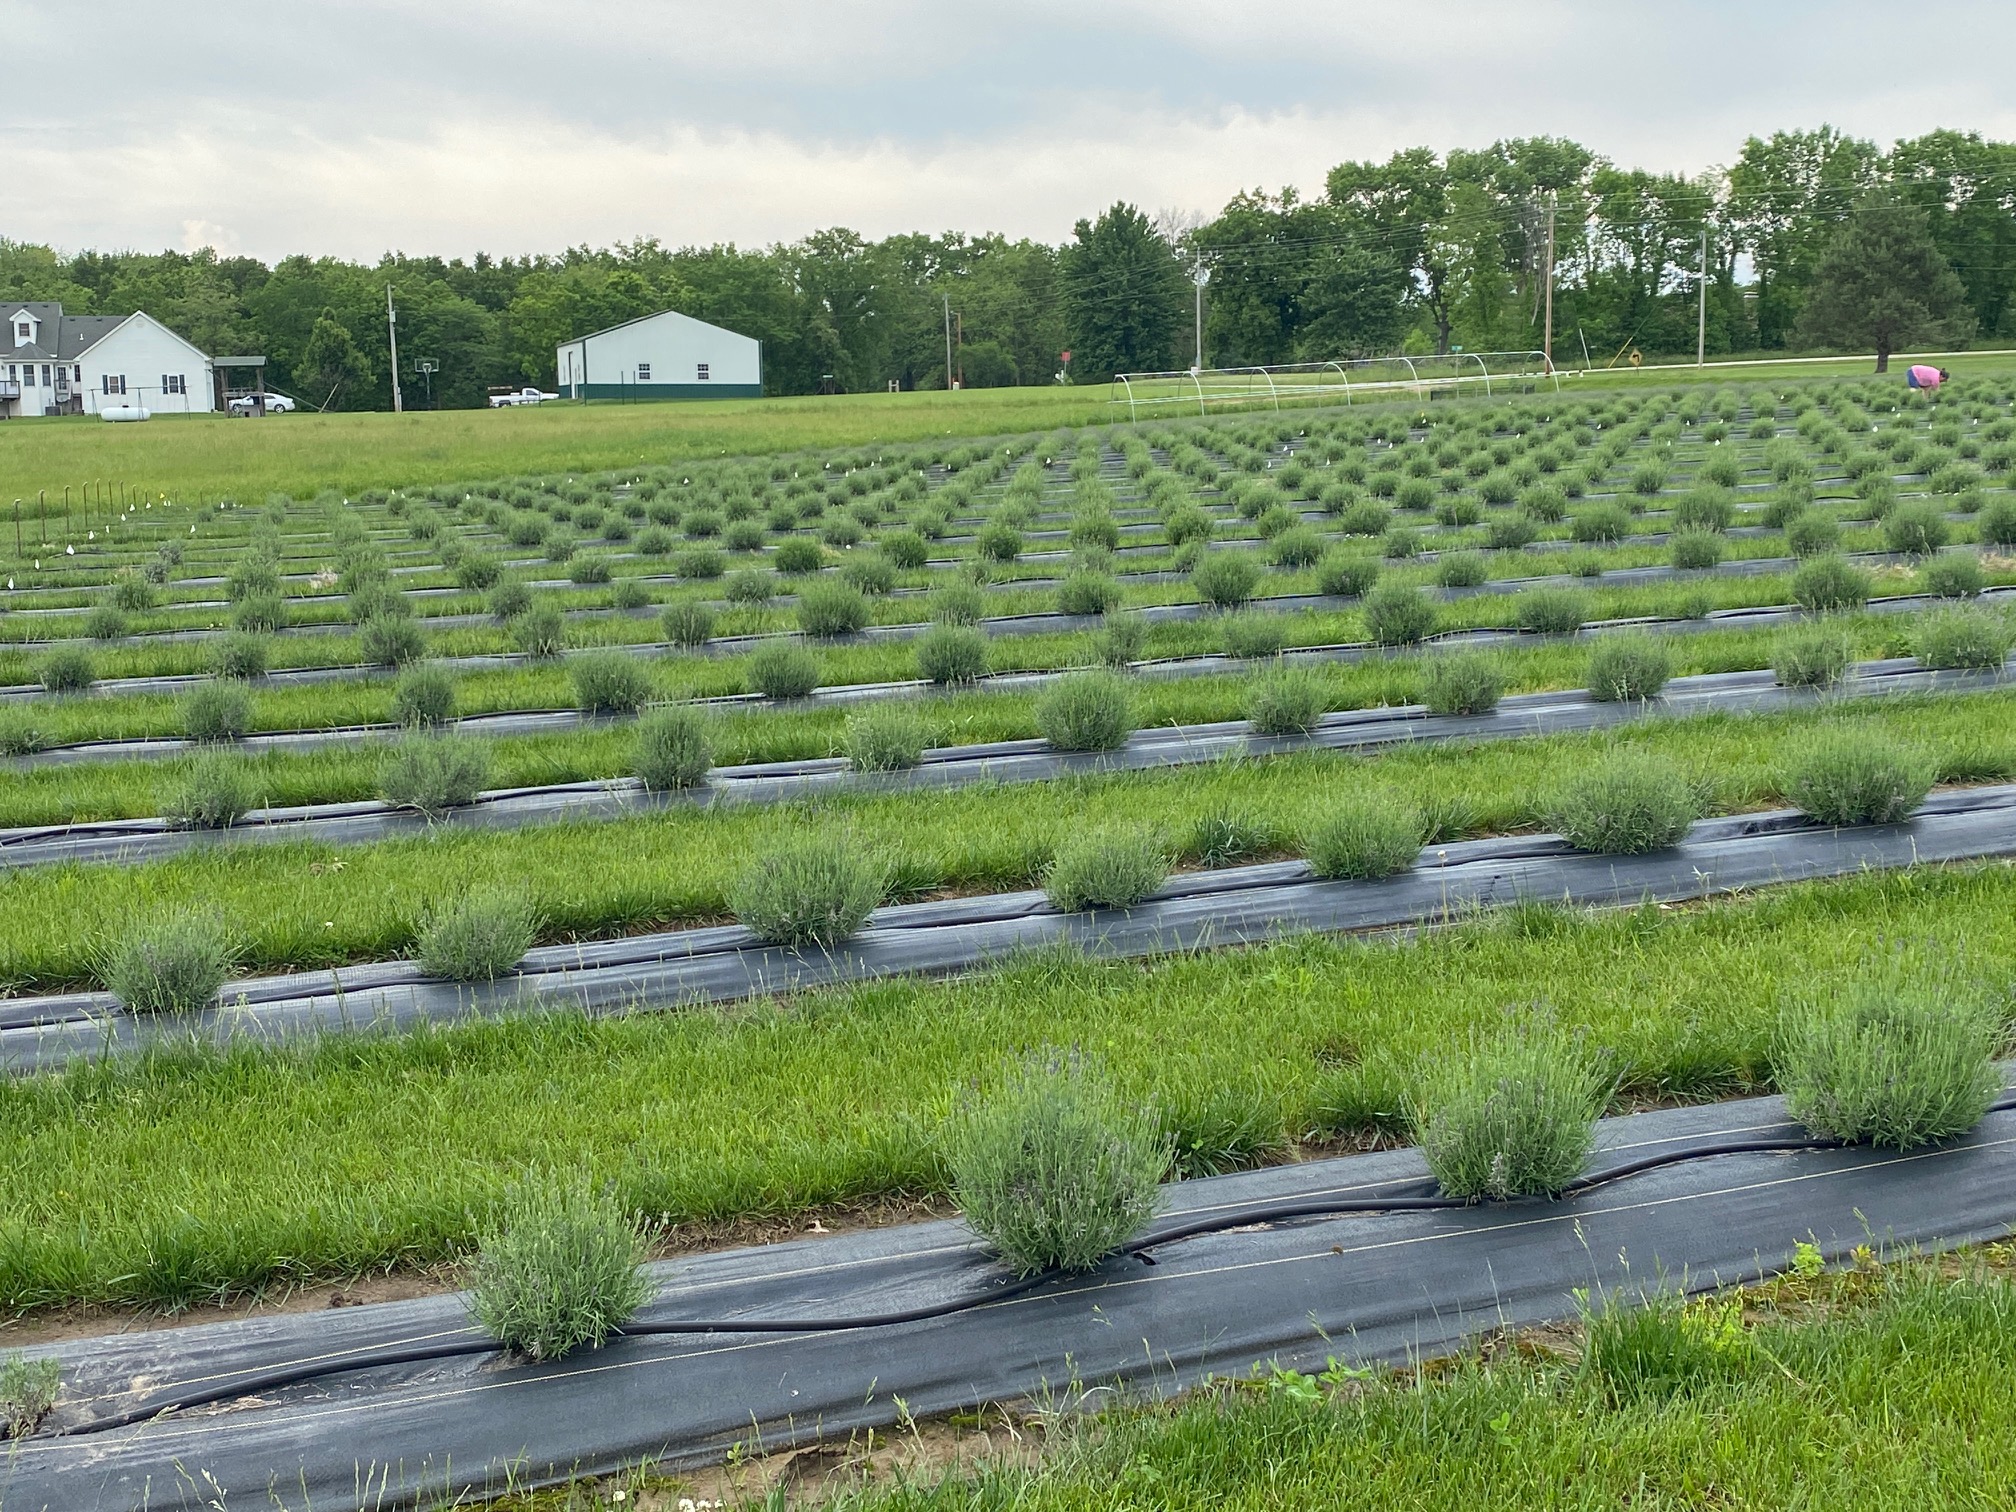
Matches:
[[1060, 350, 1071, 362]]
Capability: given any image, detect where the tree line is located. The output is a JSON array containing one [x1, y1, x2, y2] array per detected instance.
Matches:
[[2, 124, 2007, 407]]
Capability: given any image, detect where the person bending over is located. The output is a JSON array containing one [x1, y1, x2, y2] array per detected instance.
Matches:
[[1906, 363, 1949, 392]]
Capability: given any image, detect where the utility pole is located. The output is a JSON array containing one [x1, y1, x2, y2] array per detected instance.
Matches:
[[954, 309, 963, 390], [1696, 227, 1708, 368], [1541, 193, 1557, 373], [1192, 263, 1211, 371], [943, 293, 953, 391], [386, 285, 404, 412]]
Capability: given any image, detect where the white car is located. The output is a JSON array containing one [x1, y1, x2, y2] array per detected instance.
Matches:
[[227, 392, 297, 415], [488, 386, 560, 407]]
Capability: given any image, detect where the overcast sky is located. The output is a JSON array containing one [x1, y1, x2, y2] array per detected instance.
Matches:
[[10, 1, 2015, 263]]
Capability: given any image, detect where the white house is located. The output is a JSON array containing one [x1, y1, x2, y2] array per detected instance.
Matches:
[[555, 309, 762, 401], [1, 302, 215, 417]]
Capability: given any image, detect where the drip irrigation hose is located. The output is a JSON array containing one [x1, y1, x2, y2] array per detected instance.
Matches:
[[46, 1096, 2016, 1441]]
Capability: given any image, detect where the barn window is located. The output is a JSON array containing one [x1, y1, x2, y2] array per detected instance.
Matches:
[[696, 363, 710, 381], [637, 363, 651, 381]]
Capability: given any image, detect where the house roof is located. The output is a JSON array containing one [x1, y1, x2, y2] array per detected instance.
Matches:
[[561, 307, 759, 349], [4, 303, 191, 361]]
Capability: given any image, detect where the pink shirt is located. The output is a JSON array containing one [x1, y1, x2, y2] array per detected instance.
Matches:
[[1908, 364, 1943, 389]]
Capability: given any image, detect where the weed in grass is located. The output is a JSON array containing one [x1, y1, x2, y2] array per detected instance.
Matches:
[[916, 623, 989, 685], [1580, 1287, 1749, 1404], [0, 1353, 61, 1440], [83, 604, 128, 642], [233, 594, 289, 634], [391, 663, 457, 726], [1777, 978, 2001, 1149], [948, 1050, 1169, 1275], [0, 706, 50, 756], [1246, 665, 1326, 736], [1671, 529, 1726, 571], [930, 582, 986, 626], [1412, 1027, 1607, 1200], [468, 1180, 652, 1361], [1782, 731, 1934, 826], [359, 615, 427, 668], [1914, 605, 2014, 671], [846, 702, 931, 772], [1094, 614, 1148, 667], [1587, 635, 1672, 702], [568, 650, 653, 714], [631, 707, 712, 789], [1921, 553, 1985, 599], [35, 646, 94, 694], [1044, 827, 1169, 911], [97, 910, 235, 1014], [379, 735, 492, 817], [1420, 652, 1504, 716], [1551, 753, 1701, 854], [660, 600, 716, 649], [417, 890, 539, 982], [773, 538, 824, 574], [747, 641, 820, 699], [1036, 670, 1135, 751], [1305, 794, 1423, 879], [728, 832, 888, 947], [511, 601, 567, 658], [1362, 581, 1437, 645], [798, 581, 871, 638], [1192, 551, 1264, 609], [1186, 809, 1273, 868], [1793, 555, 1872, 613], [180, 681, 253, 742], [1221, 612, 1288, 660], [163, 755, 257, 830], [1518, 588, 1590, 637], [1435, 552, 1488, 588], [610, 578, 651, 612]]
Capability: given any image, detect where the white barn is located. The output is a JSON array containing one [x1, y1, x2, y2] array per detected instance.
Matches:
[[555, 309, 762, 401], [1, 302, 215, 417]]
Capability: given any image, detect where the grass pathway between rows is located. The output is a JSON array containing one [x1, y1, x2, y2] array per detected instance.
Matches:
[[2, 853, 2012, 1310]]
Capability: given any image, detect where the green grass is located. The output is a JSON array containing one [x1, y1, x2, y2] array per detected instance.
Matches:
[[795, 1249, 2016, 1509], [0, 386, 1129, 509], [4, 688, 2015, 992], [4, 854, 2015, 1309]]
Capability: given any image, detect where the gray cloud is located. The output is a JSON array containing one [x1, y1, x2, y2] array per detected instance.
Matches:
[[9, 0, 2015, 259]]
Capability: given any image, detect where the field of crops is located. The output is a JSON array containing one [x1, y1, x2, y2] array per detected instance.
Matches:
[[8, 368, 2016, 1504]]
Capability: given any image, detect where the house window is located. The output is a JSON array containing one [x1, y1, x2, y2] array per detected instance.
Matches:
[[72, 365, 80, 381], [162, 374, 186, 395], [102, 374, 126, 395], [696, 363, 710, 381], [40, 364, 51, 386], [637, 363, 651, 381], [14, 322, 28, 342]]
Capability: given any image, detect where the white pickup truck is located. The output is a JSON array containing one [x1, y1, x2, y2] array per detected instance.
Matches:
[[488, 386, 560, 408]]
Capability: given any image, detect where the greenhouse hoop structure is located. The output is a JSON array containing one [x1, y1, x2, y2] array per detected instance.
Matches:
[[1111, 352, 1559, 417]]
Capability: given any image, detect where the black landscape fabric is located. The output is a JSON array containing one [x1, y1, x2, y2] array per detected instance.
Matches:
[[9, 1095, 2016, 1510]]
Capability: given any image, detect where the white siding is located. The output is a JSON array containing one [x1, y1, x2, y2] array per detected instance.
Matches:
[[79, 315, 215, 414], [556, 310, 761, 395]]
